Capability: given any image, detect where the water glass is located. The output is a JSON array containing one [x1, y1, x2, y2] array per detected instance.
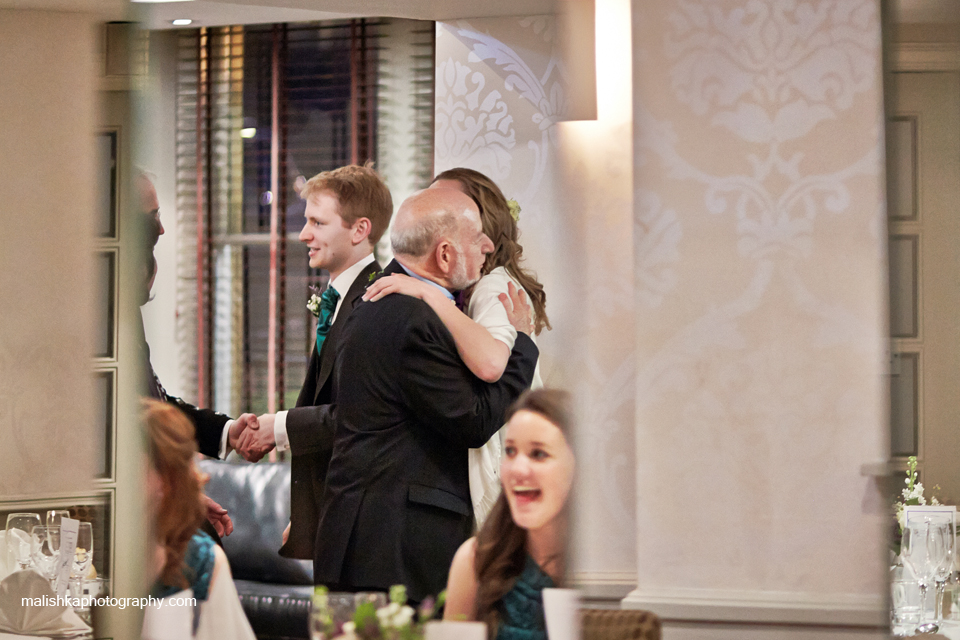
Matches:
[[892, 562, 920, 630], [68, 522, 93, 595], [31, 526, 61, 587], [5, 513, 41, 571]]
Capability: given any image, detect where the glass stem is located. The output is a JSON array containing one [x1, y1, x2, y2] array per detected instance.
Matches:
[[919, 583, 928, 626], [937, 580, 945, 623]]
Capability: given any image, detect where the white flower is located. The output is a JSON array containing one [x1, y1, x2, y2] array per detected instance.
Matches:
[[306, 294, 322, 317], [342, 622, 356, 634], [375, 602, 415, 629], [394, 606, 415, 627]]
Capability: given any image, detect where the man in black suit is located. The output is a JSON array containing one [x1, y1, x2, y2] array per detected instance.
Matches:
[[137, 171, 256, 537], [233, 165, 393, 560], [312, 187, 539, 602]]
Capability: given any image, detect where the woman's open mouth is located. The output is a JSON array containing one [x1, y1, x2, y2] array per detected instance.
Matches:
[[512, 486, 542, 505]]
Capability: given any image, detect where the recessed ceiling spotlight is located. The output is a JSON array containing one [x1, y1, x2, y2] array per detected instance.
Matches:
[[172, 19, 193, 26]]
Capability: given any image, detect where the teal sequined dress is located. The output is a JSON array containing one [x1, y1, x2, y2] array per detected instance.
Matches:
[[496, 555, 555, 640], [151, 531, 216, 601]]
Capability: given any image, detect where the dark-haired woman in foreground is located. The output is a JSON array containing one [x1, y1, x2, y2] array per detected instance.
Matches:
[[442, 389, 574, 640]]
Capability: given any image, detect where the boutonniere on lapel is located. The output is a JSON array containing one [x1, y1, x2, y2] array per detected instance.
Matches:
[[306, 284, 323, 318], [368, 271, 377, 283]]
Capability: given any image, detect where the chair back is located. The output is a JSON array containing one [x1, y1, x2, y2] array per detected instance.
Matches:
[[581, 608, 661, 640]]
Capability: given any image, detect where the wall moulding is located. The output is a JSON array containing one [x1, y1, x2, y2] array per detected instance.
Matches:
[[621, 587, 886, 627], [571, 571, 637, 600], [891, 43, 960, 71]]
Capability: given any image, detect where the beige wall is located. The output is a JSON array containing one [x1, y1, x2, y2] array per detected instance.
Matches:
[[628, 0, 889, 631], [0, 9, 98, 497]]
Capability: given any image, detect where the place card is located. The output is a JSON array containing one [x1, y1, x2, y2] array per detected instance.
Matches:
[[55, 518, 79, 599]]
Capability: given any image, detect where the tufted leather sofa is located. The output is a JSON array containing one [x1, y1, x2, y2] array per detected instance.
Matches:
[[197, 459, 313, 640]]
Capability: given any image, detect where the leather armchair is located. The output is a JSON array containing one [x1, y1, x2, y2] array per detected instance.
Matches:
[[198, 459, 313, 640]]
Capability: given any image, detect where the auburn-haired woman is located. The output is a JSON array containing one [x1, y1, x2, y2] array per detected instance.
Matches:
[[363, 167, 550, 525], [442, 389, 574, 640], [141, 400, 255, 640]]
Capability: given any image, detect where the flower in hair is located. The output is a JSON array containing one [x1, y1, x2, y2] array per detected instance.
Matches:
[[507, 199, 521, 222]]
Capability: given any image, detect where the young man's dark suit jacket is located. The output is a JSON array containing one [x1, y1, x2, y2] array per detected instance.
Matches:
[[313, 259, 539, 602], [278, 259, 381, 560]]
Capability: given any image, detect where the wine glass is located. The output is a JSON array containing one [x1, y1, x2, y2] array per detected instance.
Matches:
[[5, 513, 41, 571], [902, 521, 948, 634], [31, 526, 61, 588], [46, 510, 70, 528], [70, 522, 93, 598], [933, 522, 955, 626]]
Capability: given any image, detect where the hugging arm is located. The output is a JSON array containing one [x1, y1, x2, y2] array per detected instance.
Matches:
[[398, 315, 538, 449], [365, 274, 532, 382]]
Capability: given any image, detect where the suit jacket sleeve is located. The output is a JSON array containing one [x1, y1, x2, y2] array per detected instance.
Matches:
[[165, 395, 230, 459], [285, 404, 336, 456], [399, 318, 539, 449]]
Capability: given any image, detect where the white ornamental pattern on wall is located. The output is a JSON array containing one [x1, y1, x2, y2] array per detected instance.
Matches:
[[435, 58, 516, 180], [635, 189, 682, 309], [636, 0, 884, 401], [435, 19, 565, 204], [666, 0, 878, 143], [640, 0, 881, 262]]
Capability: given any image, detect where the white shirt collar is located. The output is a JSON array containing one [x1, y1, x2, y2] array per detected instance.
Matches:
[[330, 253, 377, 298], [396, 260, 455, 300]]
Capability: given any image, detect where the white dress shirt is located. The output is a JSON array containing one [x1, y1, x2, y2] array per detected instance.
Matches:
[[272, 253, 378, 452]]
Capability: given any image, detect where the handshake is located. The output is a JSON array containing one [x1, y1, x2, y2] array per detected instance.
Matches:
[[227, 413, 280, 462]]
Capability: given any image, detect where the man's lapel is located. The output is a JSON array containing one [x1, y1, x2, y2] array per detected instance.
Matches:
[[313, 259, 382, 402]]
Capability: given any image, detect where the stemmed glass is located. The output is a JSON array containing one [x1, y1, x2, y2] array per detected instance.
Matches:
[[933, 522, 955, 626], [46, 510, 70, 528], [6, 513, 41, 571], [69, 523, 93, 598], [902, 521, 949, 634], [30, 526, 61, 589]]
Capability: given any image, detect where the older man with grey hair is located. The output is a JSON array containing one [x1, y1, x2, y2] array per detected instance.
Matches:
[[309, 187, 539, 602]]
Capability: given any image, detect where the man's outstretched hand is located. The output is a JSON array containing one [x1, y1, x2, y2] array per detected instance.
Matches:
[[236, 413, 278, 463]]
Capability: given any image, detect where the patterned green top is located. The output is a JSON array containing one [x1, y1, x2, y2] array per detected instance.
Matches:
[[496, 555, 555, 640]]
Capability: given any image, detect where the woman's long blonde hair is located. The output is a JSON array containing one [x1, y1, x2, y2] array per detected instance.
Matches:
[[432, 168, 551, 335], [144, 400, 206, 589]]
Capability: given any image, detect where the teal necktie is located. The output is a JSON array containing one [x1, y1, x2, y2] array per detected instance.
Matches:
[[316, 286, 340, 353]]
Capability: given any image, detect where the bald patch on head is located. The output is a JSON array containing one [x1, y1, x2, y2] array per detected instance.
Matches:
[[390, 188, 479, 258], [137, 173, 159, 215]]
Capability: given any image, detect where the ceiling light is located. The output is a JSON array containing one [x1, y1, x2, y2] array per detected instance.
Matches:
[[172, 19, 193, 26]]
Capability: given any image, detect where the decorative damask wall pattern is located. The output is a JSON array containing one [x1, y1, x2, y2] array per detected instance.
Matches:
[[436, 14, 639, 589], [629, 0, 888, 613]]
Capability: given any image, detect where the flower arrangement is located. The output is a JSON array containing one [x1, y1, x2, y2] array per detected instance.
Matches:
[[312, 585, 444, 640], [894, 456, 941, 531]]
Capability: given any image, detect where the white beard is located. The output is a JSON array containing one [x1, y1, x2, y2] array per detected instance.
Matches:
[[448, 254, 478, 291]]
